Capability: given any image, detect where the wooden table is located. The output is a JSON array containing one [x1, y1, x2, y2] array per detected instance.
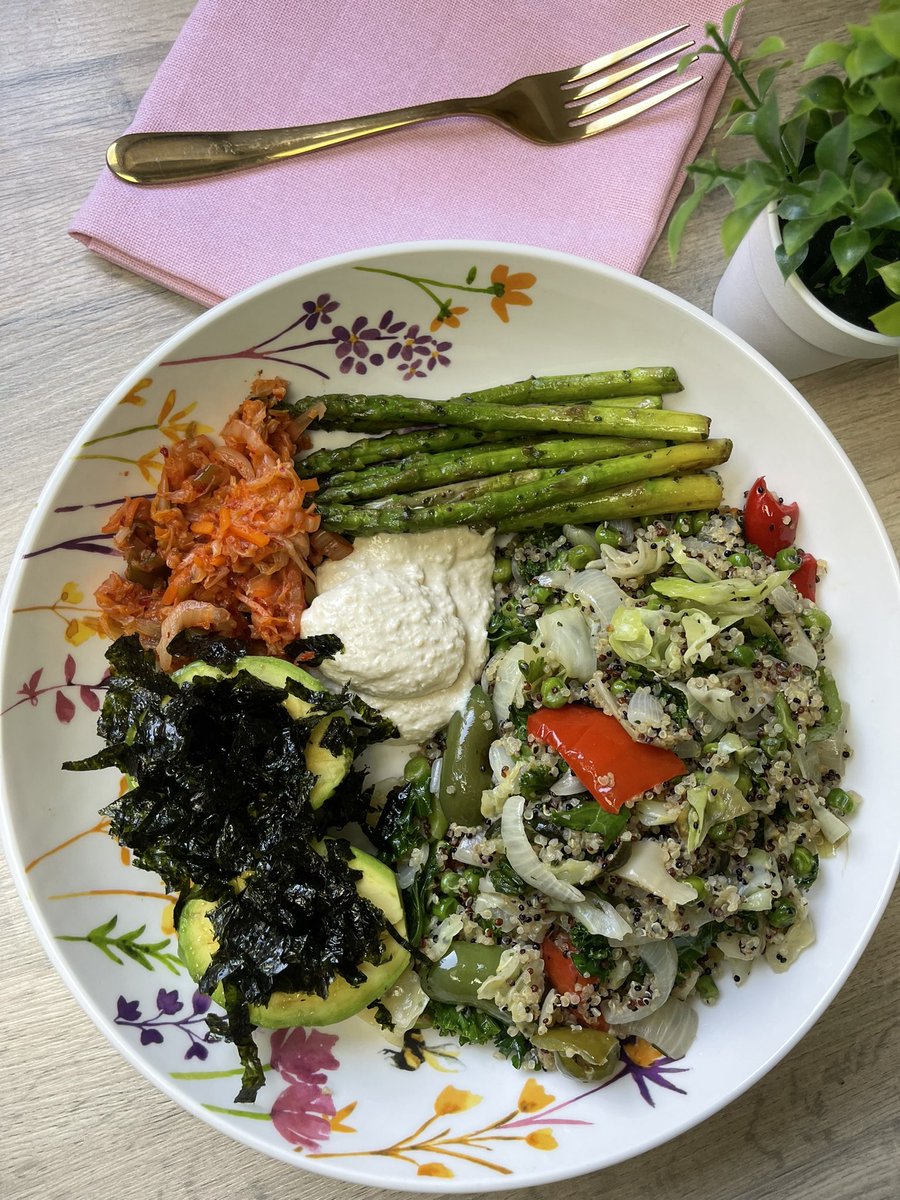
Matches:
[[1, 3, 897, 1198]]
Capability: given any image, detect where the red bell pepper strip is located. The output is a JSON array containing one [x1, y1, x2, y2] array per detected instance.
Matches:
[[541, 933, 596, 992], [790, 551, 817, 601], [743, 476, 799, 556], [526, 704, 684, 814]]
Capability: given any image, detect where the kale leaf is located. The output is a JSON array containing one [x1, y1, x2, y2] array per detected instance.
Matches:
[[428, 1002, 538, 1068], [569, 925, 617, 982]]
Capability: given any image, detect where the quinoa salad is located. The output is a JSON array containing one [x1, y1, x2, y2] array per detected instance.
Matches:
[[372, 506, 855, 1080]]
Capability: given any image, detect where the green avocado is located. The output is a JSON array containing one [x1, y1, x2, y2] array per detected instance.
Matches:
[[172, 655, 352, 806], [177, 846, 409, 1028]]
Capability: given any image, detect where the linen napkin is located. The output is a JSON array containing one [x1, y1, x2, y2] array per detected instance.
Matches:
[[70, 0, 739, 307]]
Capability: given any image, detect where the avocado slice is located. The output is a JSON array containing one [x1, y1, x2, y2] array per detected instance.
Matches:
[[172, 655, 353, 803], [306, 712, 354, 809], [172, 654, 326, 720], [178, 846, 409, 1028]]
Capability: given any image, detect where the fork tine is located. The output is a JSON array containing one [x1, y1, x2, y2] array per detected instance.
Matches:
[[576, 75, 703, 137], [565, 41, 695, 102], [569, 57, 699, 121], [565, 23, 691, 83]]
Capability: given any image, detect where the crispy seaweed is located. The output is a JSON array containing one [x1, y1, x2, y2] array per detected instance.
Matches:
[[63, 634, 394, 1101]]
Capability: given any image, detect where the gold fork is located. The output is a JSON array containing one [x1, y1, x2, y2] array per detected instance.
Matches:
[[107, 25, 700, 185]]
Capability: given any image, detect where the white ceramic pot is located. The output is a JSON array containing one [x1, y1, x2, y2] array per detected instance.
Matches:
[[712, 204, 900, 379]]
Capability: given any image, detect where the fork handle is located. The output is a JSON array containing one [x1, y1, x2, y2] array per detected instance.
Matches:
[[106, 97, 485, 184]]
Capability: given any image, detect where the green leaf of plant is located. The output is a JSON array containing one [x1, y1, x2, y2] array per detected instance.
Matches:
[[850, 160, 890, 205], [871, 10, 900, 57], [845, 88, 881, 116], [668, 181, 712, 259], [799, 74, 847, 110], [752, 90, 783, 164], [814, 118, 851, 175], [780, 111, 810, 167], [803, 40, 849, 70], [750, 35, 786, 60], [845, 28, 894, 83], [876, 261, 900, 296], [466, 266, 477, 284], [756, 63, 789, 99], [782, 215, 828, 257], [854, 186, 900, 229], [775, 240, 810, 278], [733, 173, 778, 208], [807, 169, 849, 215], [721, 1, 746, 46], [871, 74, 900, 121], [776, 192, 813, 221], [830, 225, 871, 276], [870, 300, 900, 335], [856, 128, 897, 175], [721, 199, 770, 257], [727, 111, 757, 136]]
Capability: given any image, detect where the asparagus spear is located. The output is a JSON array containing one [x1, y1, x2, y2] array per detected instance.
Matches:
[[318, 440, 731, 534], [495, 474, 724, 532], [300, 427, 519, 476], [319, 435, 660, 504], [447, 367, 683, 405], [318, 396, 710, 442], [368, 467, 558, 508]]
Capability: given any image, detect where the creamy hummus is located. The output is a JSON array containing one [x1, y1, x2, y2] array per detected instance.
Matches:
[[301, 529, 494, 741]]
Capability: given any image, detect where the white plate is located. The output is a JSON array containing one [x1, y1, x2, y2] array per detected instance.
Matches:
[[2, 242, 898, 1192]]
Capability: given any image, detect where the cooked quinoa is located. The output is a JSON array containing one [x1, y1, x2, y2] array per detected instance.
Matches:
[[383, 508, 856, 1081]]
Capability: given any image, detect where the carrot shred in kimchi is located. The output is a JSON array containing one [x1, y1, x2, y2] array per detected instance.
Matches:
[[95, 378, 349, 669]]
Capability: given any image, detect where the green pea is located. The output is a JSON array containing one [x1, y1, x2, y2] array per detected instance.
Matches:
[[695, 974, 720, 1002], [728, 551, 751, 567], [801, 606, 832, 635], [430, 896, 458, 920], [708, 820, 734, 844], [439, 870, 462, 895], [731, 644, 755, 667], [594, 524, 622, 548], [825, 786, 854, 816], [567, 544, 596, 570], [690, 510, 710, 535], [684, 875, 707, 901], [609, 678, 629, 697], [672, 513, 692, 536], [789, 845, 819, 887], [737, 912, 759, 933], [768, 900, 797, 928], [541, 676, 570, 708], [492, 556, 512, 584], [530, 585, 552, 604], [462, 867, 483, 894], [403, 754, 432, 786], [774, 546, 802, 571]]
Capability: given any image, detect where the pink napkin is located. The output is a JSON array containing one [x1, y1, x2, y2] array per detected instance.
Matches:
[[70, 0, 738, 307]]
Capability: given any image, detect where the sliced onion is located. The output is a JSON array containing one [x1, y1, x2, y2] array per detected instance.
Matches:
[[490, 642, 541, 723], [454, 831, 493, 865], [616, 995, 698, 1058], [589, 674, 638, 736], [633, 796, 681, 827], [489, 740, 516, 784], [614, 840, 700, 908], [782, 618, 818, 668], [626, 686, 666, 729], [608, 518, 636, 545], [429, 756, 443, 795], [501, 794, 584, 903], [569, 896, 632, 940], [549, 770, 587, 797], [811, 796, 851, 846], [535, 607, 595, 682], [562, 523, 599, 551], [604, 939, 678, 1024], [770, 584, 801, 614], [534, 568, 627, 626]]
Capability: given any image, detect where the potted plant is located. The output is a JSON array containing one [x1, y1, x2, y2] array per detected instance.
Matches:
[[669, 0, 900, 378]]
